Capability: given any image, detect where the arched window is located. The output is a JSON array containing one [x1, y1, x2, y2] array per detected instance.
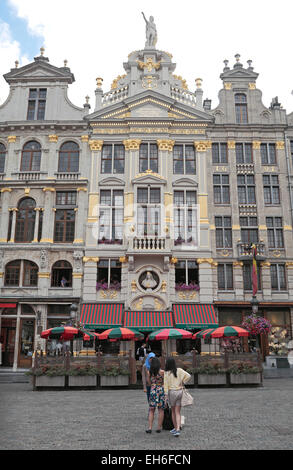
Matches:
[[58, 141, 79, 173], [20, 141, 41, 171], [235, 93, 248, 124], [51, 260, 72, 288], [4, 260, 38, 287], [0, 143, 6, 173], [15, 198, 36, 243]]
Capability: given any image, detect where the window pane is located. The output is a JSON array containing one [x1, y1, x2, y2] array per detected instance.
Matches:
[[212, 144, 219, 163], [101, 145, 112, 173], [137, 188, 148, 203], [173, 145, 183, 174], [113, 145, 125, 174], [150, 188, 160, 203]]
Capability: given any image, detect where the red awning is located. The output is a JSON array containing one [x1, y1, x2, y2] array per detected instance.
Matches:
[[173, 304, 218, 329], [0, 303, 17, 308], [124, 311, 173, 332], [80, 304, 124, 329]]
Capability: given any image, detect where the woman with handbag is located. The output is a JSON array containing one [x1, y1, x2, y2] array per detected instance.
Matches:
[[164, 357, 191, 437], [145, 357, 166, 434]]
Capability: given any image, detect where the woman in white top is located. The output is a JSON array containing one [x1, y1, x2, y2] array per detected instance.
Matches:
[[164, 357, 191, 437]]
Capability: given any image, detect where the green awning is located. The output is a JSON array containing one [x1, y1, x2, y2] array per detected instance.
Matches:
[[124, 311, 174, 332], [173, 304, 218, 329], [80, 303, 124, 329]]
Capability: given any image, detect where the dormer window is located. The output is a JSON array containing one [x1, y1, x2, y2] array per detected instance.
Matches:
[[235, 93, 248, 124], [27, 88, 47, 120]]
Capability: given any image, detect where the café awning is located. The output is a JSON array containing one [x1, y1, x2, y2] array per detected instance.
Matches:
[[124, 311, 174, 332], [173, 304, 218, 329], [80, 303, 124, 329], [0, 303, 17, 308]]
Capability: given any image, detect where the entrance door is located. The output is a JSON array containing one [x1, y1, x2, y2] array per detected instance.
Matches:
[[1, 319, 16, 367], [18, 319, 35, 368]]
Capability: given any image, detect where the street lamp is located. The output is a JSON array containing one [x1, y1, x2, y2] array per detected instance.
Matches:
[[70, 303, 78, 325], [251, 296, 259, 314]]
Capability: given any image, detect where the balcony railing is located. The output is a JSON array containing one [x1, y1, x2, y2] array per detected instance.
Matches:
[[131, 237, 167, 251], [55, 172, 80, 180], [237, 242, 266, 260], [12, 171, 47, 181]]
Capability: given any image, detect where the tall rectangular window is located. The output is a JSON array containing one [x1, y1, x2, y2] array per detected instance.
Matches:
[[263, 175, 280, 205], [240, 216, 259, 243], [215, 216, 232, 248], [139, 143, 158, 173], [218, 264, 233, 290], [236, 143, 253, 163], [261, 143, 276, 164], [212, 143, 228, 164], [266, 217, 284, 248], [99, 189, 124, 244], [237, 174, 256, 204], [213, 174, 230, 204], [27, 88, 47, 120], [54, 191, 76, 243], [137, 187, 161, 236], [97, 259, 121, 288], [173, 190, 197, 245], [173, 144, 196, 174], [175, 260, 199, 286], [101, 144, 125, 174], [235, 93, 248, 124], [270, 264, 286, 290]]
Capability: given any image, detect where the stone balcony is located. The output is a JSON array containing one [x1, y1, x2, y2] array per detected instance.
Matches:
[[237, 241, 266, 260], [128, 236, 171, 253]]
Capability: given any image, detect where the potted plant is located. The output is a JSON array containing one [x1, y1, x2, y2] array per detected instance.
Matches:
[[67, 364, 99, 388], [27, 365, 67, 388], [241, 314, 272, 350], [194, 363, 227, 386], [228, 362, 262, 385], [99, 366, 130, 387]]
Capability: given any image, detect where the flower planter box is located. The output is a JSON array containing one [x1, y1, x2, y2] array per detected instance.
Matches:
[[100, 375, 129, 387], [230, 373, 262, 385], [198, 373, 227, 386], [68, 375, 97, 388], [35, 376, 65, 388]]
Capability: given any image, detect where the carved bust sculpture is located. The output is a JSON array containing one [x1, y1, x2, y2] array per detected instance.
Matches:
[[139, 270, 159, 291], [142, 12, 157, 48]]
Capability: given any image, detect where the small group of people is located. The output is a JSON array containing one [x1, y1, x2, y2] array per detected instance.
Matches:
[[141, 352, 191, 437]]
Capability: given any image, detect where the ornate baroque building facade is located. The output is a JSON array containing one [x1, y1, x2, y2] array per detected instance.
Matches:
[[0, 34, 293, 369]]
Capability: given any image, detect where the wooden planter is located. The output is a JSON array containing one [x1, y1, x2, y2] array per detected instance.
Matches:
[[100, 375, 129, 387], [198, 373, 227, 386], [68, 375, 97, 388], [230, 373, 262, 385], [35, 375, 65, 388]]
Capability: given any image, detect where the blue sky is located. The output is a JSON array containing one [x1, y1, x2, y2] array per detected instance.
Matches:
[[0, 0, 43, 59]]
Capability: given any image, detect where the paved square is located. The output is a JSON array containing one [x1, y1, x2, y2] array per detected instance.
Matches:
[[0, 379, 293, 450]]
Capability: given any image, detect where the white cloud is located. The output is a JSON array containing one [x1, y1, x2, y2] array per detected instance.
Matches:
[[4, 0, 293, 112], [0, 20, 29, 105]]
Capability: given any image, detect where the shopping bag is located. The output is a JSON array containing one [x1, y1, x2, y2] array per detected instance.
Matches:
[[181, 387, 193, 407], [163, 406, 173, 430]]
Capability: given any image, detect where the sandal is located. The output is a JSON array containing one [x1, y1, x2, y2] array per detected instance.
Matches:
[[145, 429, 152, 434], [156, 429, 162, 433]]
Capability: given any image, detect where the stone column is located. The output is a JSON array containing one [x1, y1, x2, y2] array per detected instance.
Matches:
[[195, 141, 210, 250], [38, 272, 50, 297], [123, 139, 141, 183], [86, 140, 103, 246], [40, 188, 55, 243], [233, 261, 244, 299], [83, 257, 99, 302], [0, 188, 12, 242], [261, 261, 272, 301], [73, 187, 87, 244], [157, 139, 175, 179], [5, 136, 17, 178], [8, 208, 18, 243], [33, 208, 41, 243], [197, 259, 214, 303], [47, 134, 59, 177]]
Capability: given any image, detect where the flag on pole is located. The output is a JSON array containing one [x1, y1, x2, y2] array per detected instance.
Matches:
[[251, 243, 258, 296]]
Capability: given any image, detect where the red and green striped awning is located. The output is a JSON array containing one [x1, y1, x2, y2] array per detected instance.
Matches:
[[173, 304, 218, 329], [80, 304, 124, 329], [124, 311, 174, 332]]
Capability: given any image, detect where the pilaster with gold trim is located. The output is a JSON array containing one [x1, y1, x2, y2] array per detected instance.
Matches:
[[194, 141, 210, 249], [73, 187, 87, 244], [123, 139, 141, 182], [8, 208, 18, 243], [157, 139, 175, 177]]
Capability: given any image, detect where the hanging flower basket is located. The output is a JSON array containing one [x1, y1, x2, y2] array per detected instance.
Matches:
[[241, 314, 272, 336]]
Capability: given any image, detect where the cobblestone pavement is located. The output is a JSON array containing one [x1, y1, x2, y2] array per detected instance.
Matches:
[[0, 379, 293, 450]]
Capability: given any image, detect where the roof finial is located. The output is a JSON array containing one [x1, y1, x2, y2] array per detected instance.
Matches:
[[40, 46, 45, 56], [96, 77, 103, 89], [15, 60, 19, 68], [195, 78, 202, 89], [235, 53, 240, 62], [64, 59, 68, 67], [85, 95, 90, 104]]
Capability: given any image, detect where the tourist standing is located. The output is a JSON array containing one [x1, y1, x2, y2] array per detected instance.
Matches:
[[145, 357, 165, 433], [142, 352, 155, 402], [164, 357, 191, 437]]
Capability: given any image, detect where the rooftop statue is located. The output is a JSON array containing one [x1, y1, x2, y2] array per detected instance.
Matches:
[[142, 12, 157, 48]]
